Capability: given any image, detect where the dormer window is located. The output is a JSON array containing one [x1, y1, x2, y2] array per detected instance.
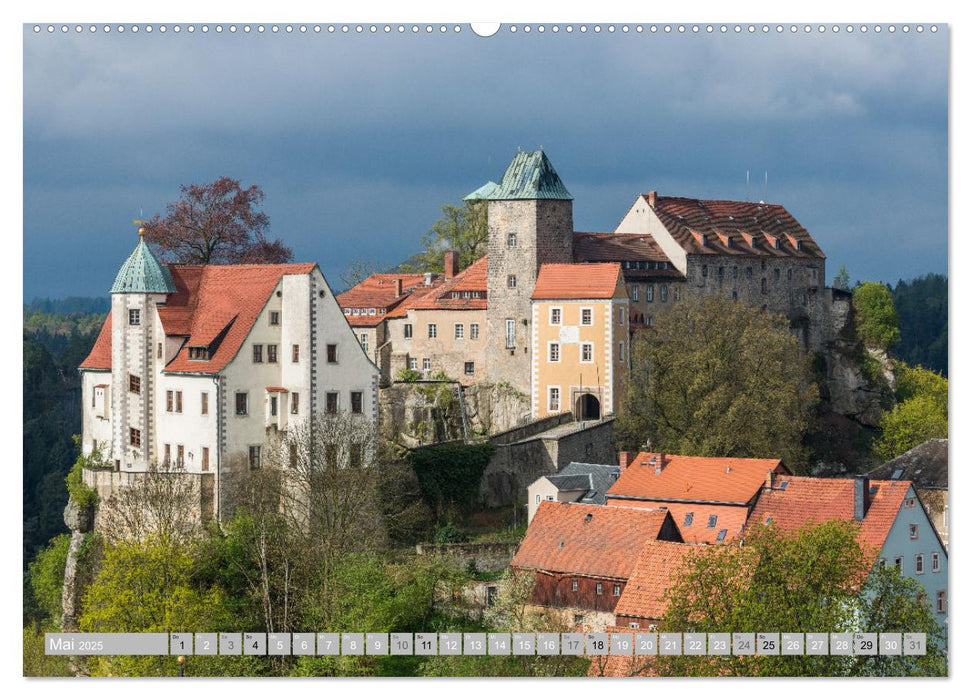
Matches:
[[188, 346, 210, 361]]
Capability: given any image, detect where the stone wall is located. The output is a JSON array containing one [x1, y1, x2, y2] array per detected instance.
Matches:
[[479, 417, 615, 508], [486, 199, 574, 394], [83, 467, 214, 529], [415, 542, 519, 573], [683, 254, 826, 350]]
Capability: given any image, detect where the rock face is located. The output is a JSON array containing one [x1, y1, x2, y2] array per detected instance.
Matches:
[[63, 499, 94, 534], [379, 381, 531, 448], [821, 340, 887, 427]]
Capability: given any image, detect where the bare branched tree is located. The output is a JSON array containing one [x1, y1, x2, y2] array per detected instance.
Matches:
[[96, 463, 201, 546]]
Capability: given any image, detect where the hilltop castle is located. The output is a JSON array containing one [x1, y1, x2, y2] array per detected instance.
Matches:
[[78, 234, 379, 522], [340, 149, 835, 421]]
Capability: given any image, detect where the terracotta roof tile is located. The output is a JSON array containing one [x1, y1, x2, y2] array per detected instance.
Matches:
[[336, 273, 428, 321], [608, 500, 748, 544], [531, 262, 623, 300], [607, 453, 789, 506], [648, 195, 825, 260], [79, 312, 112, 370], [572, 232, 677, 273], [408, 256, 489, 310], [747, 477, 911, 554], [613, 540, 702, 621], [510, 502, 673, 580]]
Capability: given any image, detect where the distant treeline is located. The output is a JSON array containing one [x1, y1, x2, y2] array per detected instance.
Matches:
[[891, 273, 947, 376], [25, 296, 110, 315]]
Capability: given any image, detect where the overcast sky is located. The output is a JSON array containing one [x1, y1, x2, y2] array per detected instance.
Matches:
[[23, 24, 948, 300]]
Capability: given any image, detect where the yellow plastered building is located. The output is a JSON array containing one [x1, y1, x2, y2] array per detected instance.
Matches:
[[530, 263, 630, 420]]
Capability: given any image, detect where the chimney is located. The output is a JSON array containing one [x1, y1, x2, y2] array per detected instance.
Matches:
[[444, 250, 459, 278], [765, 470, 774, 490], [393, 278, 402, 297], [854, 476, 871, 521], [618, 451, 633, 471], [424, 272, 433, 286], [647, 191, 657, 208]]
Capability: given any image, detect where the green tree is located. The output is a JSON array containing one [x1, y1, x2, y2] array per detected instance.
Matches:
[[874, 367, 948, 461], [853, 281, 900, 350], [616, 295, 818, 472], [26, 534, 71, 628], [833, 264, 851, 291], [892, 273, 947, 375], [402, 201, 488, 273], [652, 521, 946, 677], [79, 536, 234, 677]]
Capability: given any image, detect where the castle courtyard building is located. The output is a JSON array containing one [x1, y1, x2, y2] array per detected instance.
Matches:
[[80, 231, 380, 522]]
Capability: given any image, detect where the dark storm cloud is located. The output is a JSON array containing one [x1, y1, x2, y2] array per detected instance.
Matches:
[[23, 26, 947, 298]]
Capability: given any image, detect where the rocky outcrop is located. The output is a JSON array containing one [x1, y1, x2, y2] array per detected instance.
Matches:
[[820, 340, 887, 427], [61, 498, 94, 634]]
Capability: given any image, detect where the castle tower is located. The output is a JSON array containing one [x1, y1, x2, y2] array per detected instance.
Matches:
[[108, 229, 176, 471], [485, 149, 574, 393]]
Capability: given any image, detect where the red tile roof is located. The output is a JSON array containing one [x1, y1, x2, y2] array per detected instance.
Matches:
[[572, 233, 681, 279], [408, 256, 489, 311], [747, 477, 911, 554], [607, 453, 789, 506], [608, 500, 748, 544], [646, 195, 825, 260], [510, 502, 674, 580], [79, 312, 112, 370], [531, 262, 624, 300], [613, 540, 703, 621], [80, 263, 316, 375], [337, 273, 429, 326]]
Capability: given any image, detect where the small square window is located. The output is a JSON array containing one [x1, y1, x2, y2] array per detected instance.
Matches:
[[128, 374, 141, 394], [464, 361, 475, 375], [683, 512, 694, 526], [507, 274, 517, 288], [269, 310, 280, 326], [580, 308, 593, 325], [455, 324, 464, 339], [428, 324, 437, 339], [409, 358, 418, 370], [128, 308, 140, 325], [129, 427, 141, 447], [909, 524, 919, 540], [550, 308, 562, 325]]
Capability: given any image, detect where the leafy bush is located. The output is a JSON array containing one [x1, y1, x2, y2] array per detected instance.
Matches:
[[407, 442, 495, 519], [66, 436, 109, 509], [434, 522, 467, 543], [26, 534, 71, 626], [853, 282, 900, 350], [396, 368, 421, 382]]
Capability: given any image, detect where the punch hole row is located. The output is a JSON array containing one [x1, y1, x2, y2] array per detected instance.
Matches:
[[32, 24, 939, 35]]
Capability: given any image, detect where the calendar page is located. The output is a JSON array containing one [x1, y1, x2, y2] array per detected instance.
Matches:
[[21, 8, 950, 684]]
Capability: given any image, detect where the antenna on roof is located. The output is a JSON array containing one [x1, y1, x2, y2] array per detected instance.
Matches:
[[763, 171, 768, 202], [746, 171, 750, 202]]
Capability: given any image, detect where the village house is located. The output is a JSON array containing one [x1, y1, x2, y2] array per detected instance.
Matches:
[[339, 147, 834, 419], [509, 501, 682, 632], [79, 231, 380, 522], [525, 461, 622, 524], [748, 475, 949, 635], [605, 452, 791, 544], [866, 438, 948, 550]]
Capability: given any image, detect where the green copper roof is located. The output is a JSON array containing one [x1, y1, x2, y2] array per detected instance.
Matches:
[[463, 181, 498, 201], [488, 149, 573, 201], [110, 236, 177, 294]]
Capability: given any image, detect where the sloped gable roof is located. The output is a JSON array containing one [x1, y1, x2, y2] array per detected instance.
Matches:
[[607, 453, 789, 506], [614, 540, 707, 621], [531, 263, 623, 300], [510, 502, 675, 580], [746, 477, 911, 553], [78, 312, 112, 370]]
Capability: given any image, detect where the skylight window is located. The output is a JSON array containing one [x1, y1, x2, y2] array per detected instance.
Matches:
[[716, 529, 727, 542]]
